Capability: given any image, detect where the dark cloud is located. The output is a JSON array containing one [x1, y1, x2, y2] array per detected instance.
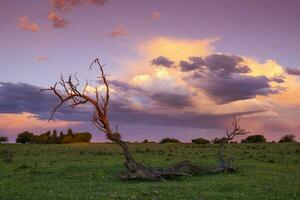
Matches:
[[0, 82, 54, 114], [151, 93, 192, 108], [151, 56, 174, 68], [110, 79, 143, 92], [179, 54, 251, 74], [177, 53, 281, 103], [110, 80, 192, 108], [204, 54, 251, 74], [180, 56, 204, 72], [0, 82, 89, 121], [0, 82, 263, 130], [270, 75, 285, 83], [285, 67, 300, 75], [197, 74, 280, 104], [110, 107, 264, 129]]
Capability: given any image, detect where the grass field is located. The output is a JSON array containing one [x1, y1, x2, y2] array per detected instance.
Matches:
[[0, 142, 299, 200]]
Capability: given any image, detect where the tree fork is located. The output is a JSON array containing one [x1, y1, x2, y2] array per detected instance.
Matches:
[[43, 58, 203, 181]]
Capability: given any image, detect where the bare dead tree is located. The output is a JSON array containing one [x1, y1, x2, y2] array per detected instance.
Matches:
[[42, 58, 201, 181], [215, 117, 249, 172]]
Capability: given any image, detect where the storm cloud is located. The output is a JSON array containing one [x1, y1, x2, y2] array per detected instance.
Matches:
[[285, 67, 300, 75], [151, 56, 174, 68], [204, 54, 251, 74], [179, 57, 205, 72], [0, 82, 262, 129], [197, 74, 280, 104], [151, 92, 192, 108], [0, 82, 89, 121], [177, 54, 281, 103]]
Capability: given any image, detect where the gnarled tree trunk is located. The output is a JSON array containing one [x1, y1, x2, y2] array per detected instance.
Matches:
[[213, 117, 249, 173], [43, 58, 201, 181]]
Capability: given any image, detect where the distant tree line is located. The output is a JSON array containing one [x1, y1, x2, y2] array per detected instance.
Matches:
[[1, 132, 297, 145], [156, 134, 297, 144], [15, 129, 92, 144]]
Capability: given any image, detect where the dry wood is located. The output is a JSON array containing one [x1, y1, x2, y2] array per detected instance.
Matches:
[[216, 117, 249, 172], [43, 58, 206, 181]]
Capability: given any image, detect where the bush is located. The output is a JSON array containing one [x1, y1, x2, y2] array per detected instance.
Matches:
[[73, 132, 92, 143], [61, 135, 74, 144], [1, 150, 13, 163], [159, 138, 181, 144], [16, 131, 34, 144], [279, 134, 296, 143], [192, 138, 210, 144], [213, 137, 228, 144], [0, 136, 8, 144], [241, 135, 267, 143], [142, 139, 149, 143], [31, 131, 51, 144]]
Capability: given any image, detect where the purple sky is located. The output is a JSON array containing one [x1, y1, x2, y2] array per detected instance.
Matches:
[[1, 0, 300, 142]]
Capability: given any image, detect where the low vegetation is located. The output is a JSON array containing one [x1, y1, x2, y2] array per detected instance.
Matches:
[[16, 129, 92, 144], [159, 138, 181, 144], [279, 134, 296, 143], [192, 137, 210, 144], [0, 142, 299, 200], [0, 136, 8, 144], [241, 135, 267, 143]]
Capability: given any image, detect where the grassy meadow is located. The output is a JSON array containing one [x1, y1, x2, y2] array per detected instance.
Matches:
[[0, 142, 299, 200]]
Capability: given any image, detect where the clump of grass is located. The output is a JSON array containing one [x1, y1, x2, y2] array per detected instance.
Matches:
[[30, 163, 40, 175], [96, 150, 107, 155], [157, 149, 165, 155], [15, 164, 29, 171], [268, 159, 275, 163], [1, 149, 13, 163]]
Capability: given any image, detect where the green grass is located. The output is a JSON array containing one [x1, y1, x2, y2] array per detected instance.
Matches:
[[0, 142, 299, 200]]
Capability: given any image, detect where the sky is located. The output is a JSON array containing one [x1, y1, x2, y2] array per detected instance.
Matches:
[[1, 0, 300, 142]]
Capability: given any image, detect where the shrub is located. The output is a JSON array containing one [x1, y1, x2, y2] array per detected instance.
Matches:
[[213, 137, 228, 144], [159, 138, 181, 144], [192, 138, 210, 144], [73, 132, 92, 143], [278, 134, 296, 143], [142, 139, 149, 143], [32, 131, 52, 144], [1, 150, 13, 163], [0, 136, 8, 144], [61, 135, 74, 144], [241, 135, 267, 143], [16, 131, 34, 144]]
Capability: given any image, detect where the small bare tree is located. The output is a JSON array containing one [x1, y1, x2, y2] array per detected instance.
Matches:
[[42, 58, 200, 181], [215, 117, 249, 172]]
